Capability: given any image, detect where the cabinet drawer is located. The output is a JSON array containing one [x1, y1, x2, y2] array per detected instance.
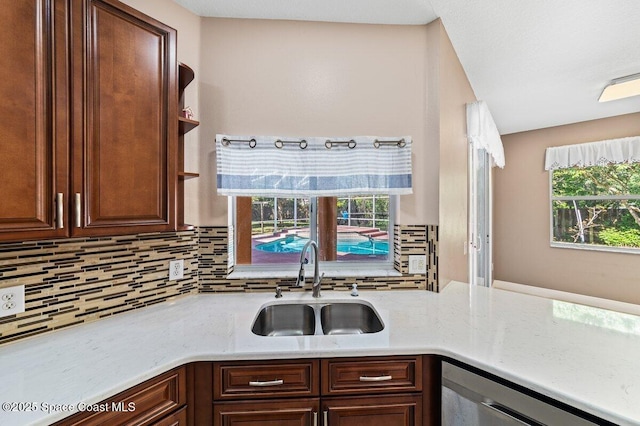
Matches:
[[322, 356, 422, 396], [214, 359, 319, 400], [55, 367, 186, 426]]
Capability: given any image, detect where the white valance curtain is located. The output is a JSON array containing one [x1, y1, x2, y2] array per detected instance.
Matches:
[[544, 136, 640, 170], [215, 134, 413, 196], [466, 100, 505, 168]]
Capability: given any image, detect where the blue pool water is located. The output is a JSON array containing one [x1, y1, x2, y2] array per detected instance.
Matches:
[[255, 234, 389, 256]]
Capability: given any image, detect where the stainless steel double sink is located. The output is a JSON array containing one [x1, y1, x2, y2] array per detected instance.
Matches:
[[251, 300, 384, 336]]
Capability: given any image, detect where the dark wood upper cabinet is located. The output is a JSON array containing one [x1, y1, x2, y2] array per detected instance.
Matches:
[[0, 0, 70, 242], [70, 0, 177, 236], [0, 0, 179, 242]]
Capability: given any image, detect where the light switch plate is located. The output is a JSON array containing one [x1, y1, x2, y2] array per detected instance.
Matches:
[[408, 255, 427, 274], [0, 285, 25, 318], [169, 259, 184, 281]]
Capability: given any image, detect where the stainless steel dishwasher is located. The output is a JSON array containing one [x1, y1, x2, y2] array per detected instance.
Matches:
[[442, 361, 608, 425]]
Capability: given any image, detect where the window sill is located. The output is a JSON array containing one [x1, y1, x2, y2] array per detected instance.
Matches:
[[550, 241, 640, 255], [227, 266, 402, 280]]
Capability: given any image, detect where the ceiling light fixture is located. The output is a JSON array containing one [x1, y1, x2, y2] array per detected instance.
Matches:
[[598, 72, 640, 102]]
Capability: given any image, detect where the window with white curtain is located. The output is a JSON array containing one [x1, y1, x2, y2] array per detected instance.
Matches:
[[545, 137, 640, 253], [216, 134, 410, 275]]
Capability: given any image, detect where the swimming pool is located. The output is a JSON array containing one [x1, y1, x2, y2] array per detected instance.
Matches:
[[255, 234, 389, 256]]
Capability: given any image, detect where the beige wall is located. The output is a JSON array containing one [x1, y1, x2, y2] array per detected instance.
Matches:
[[111, 6, 477, 287], [197, 18, 436, 226], [433, 21, 476, 286], [494, 112, 640, 304], [121, 0, 202, 225]]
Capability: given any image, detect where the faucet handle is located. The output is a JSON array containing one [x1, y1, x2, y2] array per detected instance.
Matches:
[[316, 272, 325, 285], [275, 287, 283, 298]]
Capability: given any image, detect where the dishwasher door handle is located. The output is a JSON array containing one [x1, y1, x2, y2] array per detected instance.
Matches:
[[481, 401, 543, 426]]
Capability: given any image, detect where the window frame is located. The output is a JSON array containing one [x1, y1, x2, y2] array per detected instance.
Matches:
[[227, 195, 400, 279], [548, 172, 640, 255]]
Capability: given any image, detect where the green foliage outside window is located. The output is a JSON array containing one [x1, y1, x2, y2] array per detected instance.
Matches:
[[552, 163, 640, 248]]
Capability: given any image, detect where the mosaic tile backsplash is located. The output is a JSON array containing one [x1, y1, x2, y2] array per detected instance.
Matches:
[[198, 225, 438, 293], [0, 232, 198, 344], [0, 225, 438, 345]]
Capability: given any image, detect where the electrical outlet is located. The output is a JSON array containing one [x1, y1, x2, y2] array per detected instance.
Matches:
[[0, 285, 25, 318], [169, 259, 184, 281], [408, 255, 427, 274]]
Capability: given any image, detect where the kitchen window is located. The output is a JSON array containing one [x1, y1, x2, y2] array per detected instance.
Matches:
[[546, 137, 640, 253], [216, 134, 411, 276], [230, 195, 396, 275]]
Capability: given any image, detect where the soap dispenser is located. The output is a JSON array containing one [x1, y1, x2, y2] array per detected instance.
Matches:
[[350, 283, 359, 297]]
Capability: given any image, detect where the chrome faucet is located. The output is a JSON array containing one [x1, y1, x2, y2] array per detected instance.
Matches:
[[296, 240, 324, 297]]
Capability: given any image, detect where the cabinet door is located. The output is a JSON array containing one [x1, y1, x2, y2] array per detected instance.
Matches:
[[214, 398, 320, 426], [152, 407, 187, 426], [0, 0, 69, 242], [322, 394, 422, 426], [53, 367, 186, 426], [70, 0, 177, 236]]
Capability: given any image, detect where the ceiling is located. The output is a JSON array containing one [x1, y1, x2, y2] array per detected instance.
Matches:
[[174, 0, 640, 135]]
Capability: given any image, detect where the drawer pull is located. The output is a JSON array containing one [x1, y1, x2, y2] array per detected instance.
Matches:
[[324, 410, 328, 426], [359, 375, 393, 382], [248, 379, 284, 387], [313, 411, 318, 426]]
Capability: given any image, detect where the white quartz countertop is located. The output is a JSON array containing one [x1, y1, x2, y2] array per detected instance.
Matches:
[[1, 282, 640, 425]]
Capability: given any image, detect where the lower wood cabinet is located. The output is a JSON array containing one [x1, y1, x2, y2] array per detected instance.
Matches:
[[54, 366, 186, 426], [153, 407, 187, 426], [213, 398, 320, 426], [211, 356, 436, 426], [322, 394, 422, 426], [55, 356, 440, 426]]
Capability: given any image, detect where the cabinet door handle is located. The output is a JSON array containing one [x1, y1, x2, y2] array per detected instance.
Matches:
[[56, 193, 64, 229], [323, 410, 328, 426], [359, 375, 393, 382], [248, 379, 284, 387], [312, 411, 318, 426], [74, 193, 81, 228]]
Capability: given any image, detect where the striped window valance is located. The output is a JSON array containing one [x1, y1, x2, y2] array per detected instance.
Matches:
[[215, 134, 413, 196]]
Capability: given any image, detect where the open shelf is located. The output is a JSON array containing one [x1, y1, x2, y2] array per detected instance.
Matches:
[[178, 62, 195, 90], [178, 116, 199, 134], [178, 172, 200, 180], [177, 62, 199, 231]]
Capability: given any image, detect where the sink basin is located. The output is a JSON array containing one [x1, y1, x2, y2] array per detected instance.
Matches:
[[320, 302, 384, 335], [251, 301, 384, 336], [251, 304, 316, 336]]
